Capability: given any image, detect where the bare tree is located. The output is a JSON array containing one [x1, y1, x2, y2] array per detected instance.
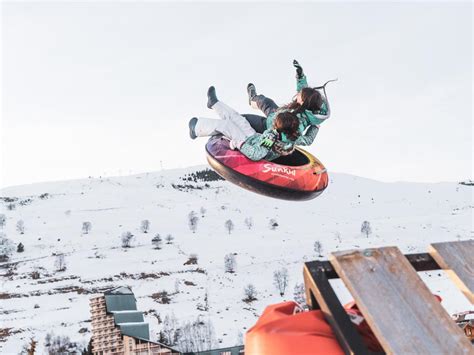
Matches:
[[244, 217, 253, 230], [273, 268, 289, 296], [54, 254, 67, 272], [82, 221, 92, 234], [0, 214, 5, 228], [140, 219, 151, 233], [16, 220, 25, 234], [44, 332, 79, 354], [361, 221, 372, 238], [152, 234, 162, 249], [243, 284, 258, 302], [176, 316, 217, 353], [293, 283, 306, 306], [22, 337, 37, 355], [314, 241, 323, 257], [188, 211, 198, 233], [160, 314, 179, 346], [121, 231, 134, 248], [0, 233, 14, 262], [224, 253, 237, 273], [165, 234, 174, 244], [224, 219, 234, 234], [200, 207, 206, 217], [269, 218, 278, 230]]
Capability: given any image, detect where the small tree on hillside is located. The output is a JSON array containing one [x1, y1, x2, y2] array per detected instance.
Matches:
[[188, 211, 198, 233], [273, 268, 289, 296], [165, 234, 174, 244], [121, 231, 134, 248], [0, 234, 14, 262], [269, 219, 278, 230], [0, 214, 6, 228], [361, 221, 372, 238], [243, 284, 258, 302], [82, 222, 92, 234], [224, 253, 237, 273], [314, 241, 323, 257], [244, 217, 253, 230], [224, 219, 234, 235], [140, 220, 151, 233], [17, 242, 24, 253], [152, 234, 162, 249], [54, 254, 67, 272], [16, 220, 25, 234], [200, 207, 206, 217]]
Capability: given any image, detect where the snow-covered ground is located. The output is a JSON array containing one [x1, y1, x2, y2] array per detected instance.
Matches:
[[0, 167, 472, 353]]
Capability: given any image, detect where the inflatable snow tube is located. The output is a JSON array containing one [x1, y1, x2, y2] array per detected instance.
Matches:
[[205, 136, 328, 201]]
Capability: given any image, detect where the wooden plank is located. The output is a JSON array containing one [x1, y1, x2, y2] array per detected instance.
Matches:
[[303, 262, 371, 354], [330, 247, 473, 355], [429, 240, 474, 304]]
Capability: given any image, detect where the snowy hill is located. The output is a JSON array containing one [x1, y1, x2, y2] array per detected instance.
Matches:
[[0, 167, 472, 353]]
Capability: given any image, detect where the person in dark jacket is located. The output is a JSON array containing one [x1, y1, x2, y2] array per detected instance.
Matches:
[[246, 60, 331, 146]]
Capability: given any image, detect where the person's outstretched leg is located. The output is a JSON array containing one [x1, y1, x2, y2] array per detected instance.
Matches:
[[189, 117, 249, 145], [247, 83, 279, 117], [212, 101, 255, 138]]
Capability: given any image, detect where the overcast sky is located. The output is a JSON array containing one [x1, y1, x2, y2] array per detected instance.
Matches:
[[1, 1, 472, 188]]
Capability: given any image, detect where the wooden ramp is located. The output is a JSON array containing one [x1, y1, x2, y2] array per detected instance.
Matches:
[[429, 240, 474, 303], [304, 242, 474, 354]]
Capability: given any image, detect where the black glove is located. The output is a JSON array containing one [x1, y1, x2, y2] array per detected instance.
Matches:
[[293, 59, 304, 79]]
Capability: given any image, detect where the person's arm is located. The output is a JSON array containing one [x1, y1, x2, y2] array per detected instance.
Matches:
[[239, 142, 270, 161], [294, 125, 319, 146], [294, 60, 308, 91]]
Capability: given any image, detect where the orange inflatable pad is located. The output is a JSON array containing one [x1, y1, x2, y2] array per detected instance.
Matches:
[[245, 301, 344, 355]]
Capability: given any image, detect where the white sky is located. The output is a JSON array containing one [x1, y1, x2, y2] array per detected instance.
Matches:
[[1, 1, 472, 188]]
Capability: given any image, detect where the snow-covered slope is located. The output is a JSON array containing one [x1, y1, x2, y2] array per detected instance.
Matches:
[[0, 167, 472, 353]]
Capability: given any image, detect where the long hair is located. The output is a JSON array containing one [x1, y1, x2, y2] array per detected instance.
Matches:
[[283, 87, 323, 114], [273, 111, 300, 141]]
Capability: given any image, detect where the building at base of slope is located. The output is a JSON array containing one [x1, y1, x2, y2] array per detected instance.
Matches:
[[90, 286, 179, 355]]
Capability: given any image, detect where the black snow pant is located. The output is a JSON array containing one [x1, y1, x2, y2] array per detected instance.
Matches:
[[243, 95, 279, 134]]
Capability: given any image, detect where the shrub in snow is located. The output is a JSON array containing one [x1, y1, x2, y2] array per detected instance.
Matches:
[[0, 234, 14, 262], [269, 219, 279, 230], [200, 207, 206, 217], [140, 219, 151, 233], [224, 253, 237, 273], [224, 219, 234, 234], [82, 221, 92, 234], [121, 231, 134, 248], [16, 220, 25, 234], [152, 234, 162, 249], [184, 254, 198, 265], [188, 211, 198, 233], [243, 284, 258, 302], [361, 221, 372, 238], [54, 254, 67, 272], [273, 268, 289, 296], [314, 241, 323, 257], [0, 214, 5, 228], [244, 217, 253, 230], [165, 234, 174, 244], [17, 242, 24, 253]]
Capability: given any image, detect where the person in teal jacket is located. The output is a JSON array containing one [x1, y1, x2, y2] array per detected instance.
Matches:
[[245, 60, 332, 146], [189, 87, 300, 162]]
